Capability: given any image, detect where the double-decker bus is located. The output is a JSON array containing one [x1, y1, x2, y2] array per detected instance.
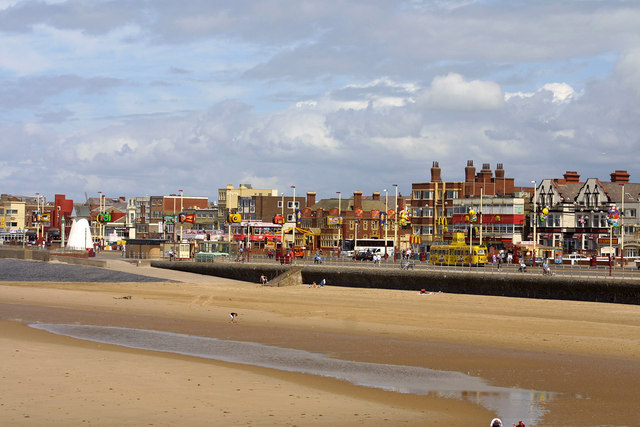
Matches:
[[341, 238, 395, 258], [428, 232, 487, 266]]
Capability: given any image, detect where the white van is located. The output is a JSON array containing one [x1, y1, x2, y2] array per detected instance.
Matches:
[[563, 253, 589, 265]]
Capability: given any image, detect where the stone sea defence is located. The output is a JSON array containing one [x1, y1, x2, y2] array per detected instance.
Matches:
[[151, 261, 640, 305]]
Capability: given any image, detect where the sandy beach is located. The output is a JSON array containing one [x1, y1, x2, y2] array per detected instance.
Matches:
[[2, 258, 640, 426]]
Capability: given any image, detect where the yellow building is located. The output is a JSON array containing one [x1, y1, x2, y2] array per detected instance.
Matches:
[[218, 184, 277, 212], [0, 196, 27, 231]]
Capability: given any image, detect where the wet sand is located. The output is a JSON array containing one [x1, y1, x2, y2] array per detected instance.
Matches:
[[2, 258, 640, 426]]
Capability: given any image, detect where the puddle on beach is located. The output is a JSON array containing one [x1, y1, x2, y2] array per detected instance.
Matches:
[[31, 323, 554, 425]]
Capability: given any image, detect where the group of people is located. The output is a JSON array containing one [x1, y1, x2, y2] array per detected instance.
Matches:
[[490, 418, 525, 427], [309, 278, 326, 288]]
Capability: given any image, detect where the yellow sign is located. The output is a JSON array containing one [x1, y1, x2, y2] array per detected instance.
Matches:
[[228, 213, 242, 223]]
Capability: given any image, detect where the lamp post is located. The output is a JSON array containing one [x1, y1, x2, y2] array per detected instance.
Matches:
[[291, 185, 296, 262], [337, 191, 341, 256], [393, 184, 398, 262], [620, 183, 625, 267], [35, 192, 40, 244], [173, 195, 177, 243], [479, 187, 483, 246], [531, 180, 537, 267], [469, 210, 473, 269], [384, 189, 388, 257], [179, 189, 183, 243], [280, 192, 284, 255]]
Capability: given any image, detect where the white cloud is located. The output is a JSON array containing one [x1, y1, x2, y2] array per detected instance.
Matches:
[[505, 82, 578, 104], [416, 73, 504, 111]]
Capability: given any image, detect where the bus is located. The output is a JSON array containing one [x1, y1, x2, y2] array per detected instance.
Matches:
[[428, 232, 487, 266], [341, 238, 395, 258]]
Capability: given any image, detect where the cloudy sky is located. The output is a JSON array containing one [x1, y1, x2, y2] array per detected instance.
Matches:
[[2, 0, 640, 203]]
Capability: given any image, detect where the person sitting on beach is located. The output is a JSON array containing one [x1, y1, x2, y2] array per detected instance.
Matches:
[[229, 312, 238, 323], [260, 275, 268, 285], [490, 418, 503, 427], [319, 278, 326, 287]]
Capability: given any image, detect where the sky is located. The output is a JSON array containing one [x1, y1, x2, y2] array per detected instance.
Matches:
[[2, 0, 640, 204]]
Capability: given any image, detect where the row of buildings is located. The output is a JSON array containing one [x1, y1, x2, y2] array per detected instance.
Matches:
[[1, 160, 638, 259]]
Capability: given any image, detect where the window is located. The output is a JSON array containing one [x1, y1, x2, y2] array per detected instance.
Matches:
[[287, 201, 300, 209], [424, 191, 434, 199], [445, 190, 459, 199], [422, 226, 433, 235], [6, 209, 18, 214], [626, 208, 636, 218], [277, 201, 283, 208]]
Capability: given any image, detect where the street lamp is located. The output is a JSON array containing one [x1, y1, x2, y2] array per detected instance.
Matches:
[[620, 183, 625, 267], [291, 185, 296, 262], [384, 189, 388, 257], [35, 192, 40, 244], [393, 184, 398, 262], [179, 189, 183, 243], [173, 195, 177, 243], [280, 192, 284, 255], [479, 187, 483, 246], [531, 180, 537, 267], [337, 191, 341, 255]]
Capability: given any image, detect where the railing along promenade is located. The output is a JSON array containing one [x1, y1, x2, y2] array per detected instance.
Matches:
[[154, 254, 640, 306]]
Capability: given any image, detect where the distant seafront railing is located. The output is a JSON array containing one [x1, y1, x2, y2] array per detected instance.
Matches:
[[152, 257, 640, 306]]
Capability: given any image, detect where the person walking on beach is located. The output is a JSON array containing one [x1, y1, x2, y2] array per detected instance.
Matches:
[[229, 312, 238, 323]]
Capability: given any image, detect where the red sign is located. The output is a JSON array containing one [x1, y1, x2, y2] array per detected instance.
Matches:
[[355, 208, 364, 218], [598, 238, 618, 245], [179, 213, 195, 223], [371, 210, 380, 219]]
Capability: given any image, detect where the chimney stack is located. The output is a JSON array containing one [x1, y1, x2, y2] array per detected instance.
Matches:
[[495, 163, 505, 179], [563, 171, 581, 183], [372, 191, 380, 201], [353, 190, 363, 211], [478, 163, 493, 180], [465, 160, 475, 182], [430, 161, 442, 182], [306, 191, 316, 207], [610, 170, 630, 183]]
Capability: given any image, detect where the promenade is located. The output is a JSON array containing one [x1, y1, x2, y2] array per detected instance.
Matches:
[[2, 250, 640, 426]]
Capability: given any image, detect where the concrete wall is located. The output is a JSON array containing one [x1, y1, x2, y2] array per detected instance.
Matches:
[[0, 247, 50, 261], [151, 261, 640, 305]]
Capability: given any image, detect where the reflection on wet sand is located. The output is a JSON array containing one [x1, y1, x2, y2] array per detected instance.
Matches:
[[32, 323, 556, 425]]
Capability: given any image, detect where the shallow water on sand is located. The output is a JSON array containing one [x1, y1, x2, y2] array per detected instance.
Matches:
[[32, 323, 554, 424]]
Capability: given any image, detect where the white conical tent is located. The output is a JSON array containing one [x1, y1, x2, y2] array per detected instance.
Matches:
[[66, 218, 93, 250]]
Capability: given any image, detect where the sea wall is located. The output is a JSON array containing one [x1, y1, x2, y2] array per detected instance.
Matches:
[[0, 247, 49, 261], [151, 261, 640, 305]]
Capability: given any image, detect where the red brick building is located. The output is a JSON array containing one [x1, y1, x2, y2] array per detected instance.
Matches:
[[411, 160, 533, 249]]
